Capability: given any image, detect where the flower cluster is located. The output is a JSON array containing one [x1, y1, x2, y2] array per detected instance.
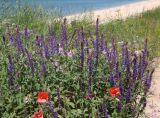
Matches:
[[33, 91, 58, 118], [2, 18, 154, 118]]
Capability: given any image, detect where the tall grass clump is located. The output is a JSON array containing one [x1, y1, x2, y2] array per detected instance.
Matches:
[[1, 1, 160, 59], [0, 0, 63, 35], [0, 18, 154, 118]]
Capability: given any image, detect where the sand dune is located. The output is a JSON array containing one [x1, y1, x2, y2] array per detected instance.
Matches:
[[66, 0, 160, 23]]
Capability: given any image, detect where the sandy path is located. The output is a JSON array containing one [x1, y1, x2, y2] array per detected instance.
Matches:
[[66, 0, 160, 23], [139, 59, 160, 118]]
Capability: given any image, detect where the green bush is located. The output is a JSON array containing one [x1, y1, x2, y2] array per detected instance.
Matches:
[[0, 18, 154, 118]]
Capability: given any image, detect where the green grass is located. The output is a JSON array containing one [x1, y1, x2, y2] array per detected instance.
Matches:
[[1, 3, 160, 59]]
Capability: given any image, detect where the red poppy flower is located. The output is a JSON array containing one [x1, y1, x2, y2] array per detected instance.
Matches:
[[110, 87, 120, 97], [37, 91, 49, 103], [32, 110, 43, 118]]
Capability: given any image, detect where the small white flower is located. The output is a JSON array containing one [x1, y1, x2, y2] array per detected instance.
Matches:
[[102, 50, 107, 55], [134, 50, 142, 56], [24, 94, 31, 103], [59, 47, 64, 53], [54, 61, 59, 66], [118, 41, 124, 44], [67, 50, 73, 58]]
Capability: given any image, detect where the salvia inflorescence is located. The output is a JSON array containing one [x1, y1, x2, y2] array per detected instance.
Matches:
[[2, 18, 154, 118]]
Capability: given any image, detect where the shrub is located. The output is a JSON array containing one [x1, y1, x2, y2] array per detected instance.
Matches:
[[0, 19, 154, 118]]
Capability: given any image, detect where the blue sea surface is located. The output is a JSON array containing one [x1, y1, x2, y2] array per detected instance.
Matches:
[[12, 0, 143, 15]]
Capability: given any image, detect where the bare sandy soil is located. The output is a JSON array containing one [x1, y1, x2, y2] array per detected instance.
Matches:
[[66, 0, 160, 23], [139, 58, 160, 118]]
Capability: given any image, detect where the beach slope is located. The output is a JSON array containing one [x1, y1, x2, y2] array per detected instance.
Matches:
[[66, 0, 160, 23]]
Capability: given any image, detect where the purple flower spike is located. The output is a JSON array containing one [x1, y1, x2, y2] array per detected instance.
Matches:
[[95, 18, 99, 68], [119, 77, 123, 95], [16, 33, 24, 54], [9, 34, 14, 45], [115, 61, 119, 78], [40, 61, 47, 78], [96, 18, 99, 43], [122, 43, 126, 66], [102, 105, 109, 118], [48, 37, 53, 54], [60, 19, 68, 49], [86, 38, 89, 54], [7, 55, 14, 75], [142, 50, 148, 73], [144, 69, 154, 92], [144, 39, 148, 57], [104, 41, 110, 61], [25, 48, 35, 75], [86, 53, 93, 100], [51, 37, 58, 54], [48, 97, 58, 118], [15, 27, 24, 53], [57, 87, 62, 110], [132, 54, 138, 81], [88, 53, 93, 77], [7, 55, 20, 92], [24, 27, 30, 38], [40, 35, 45, 47], [118, 94, 122, 112], [86, 38, 89, 47], [126, 86, 131, 103], [80, 33, 84, 72], [122, 43, 131, 76], [44, 44, 49, 59], [138, 55, 143, 79], [109, 72, 115, 87]]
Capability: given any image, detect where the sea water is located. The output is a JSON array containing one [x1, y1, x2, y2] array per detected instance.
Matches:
[[9, 0, 143, 15]]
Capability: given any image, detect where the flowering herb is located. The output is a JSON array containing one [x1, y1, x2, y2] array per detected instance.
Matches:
[[16, 27, 24, 53], [144, 69, 154, 93], [86, 38, 89, 54], [95, 18, 99, 69], [118, 94, 122, 112], [25, 48, 35, 75], [7, 55, 20, 92], [24, 27, 30, 38], [109, 72, 115, 87], [32, 110, 43, 118], [40, 35, 45, 47], [86, 77, 92, 100], [48, 99, 58, 118], [132, 54, 138, 81], [37, 91, 49, 103], [126, 86, 131, 103], [1, 19, 153, 118], [102, 104, 109, 118], [44, 44, 49, 59], [80, 34, 84, 72], [9, 34, 14, 45], [110, 87, 120, 97], [119, 76, 123, 96], [60, 18, 68, 49]]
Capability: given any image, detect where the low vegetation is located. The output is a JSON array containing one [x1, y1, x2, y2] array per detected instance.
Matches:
[[0, 1, 159, 118]]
